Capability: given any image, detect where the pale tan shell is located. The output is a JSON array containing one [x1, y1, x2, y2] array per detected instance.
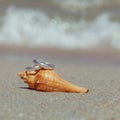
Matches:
[[18, 69, 89, 93]]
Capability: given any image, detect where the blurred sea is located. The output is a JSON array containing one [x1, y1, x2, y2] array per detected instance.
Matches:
[[0, 0, 120, 50]]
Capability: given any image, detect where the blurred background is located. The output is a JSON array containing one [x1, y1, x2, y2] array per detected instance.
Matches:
[[0, 0, 120, 65]]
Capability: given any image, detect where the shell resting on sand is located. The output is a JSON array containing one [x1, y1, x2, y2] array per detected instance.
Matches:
[[18, 59, 89, 93]]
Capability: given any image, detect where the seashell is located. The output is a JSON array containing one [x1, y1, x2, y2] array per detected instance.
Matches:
[[18, 59, 89, 93]]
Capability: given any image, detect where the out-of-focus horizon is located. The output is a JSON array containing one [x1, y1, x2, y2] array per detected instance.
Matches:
[[0, 0, 120, 63], [0, 0, 120, 49]]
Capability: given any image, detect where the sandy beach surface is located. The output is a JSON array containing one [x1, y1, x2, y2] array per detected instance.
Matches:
[[0, 56, 120, 120]]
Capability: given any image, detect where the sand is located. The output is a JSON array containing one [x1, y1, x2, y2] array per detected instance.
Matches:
[[0, 58, 120, 120]]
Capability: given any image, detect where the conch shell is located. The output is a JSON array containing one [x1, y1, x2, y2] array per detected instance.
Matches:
[[18, 59, 89, 93]]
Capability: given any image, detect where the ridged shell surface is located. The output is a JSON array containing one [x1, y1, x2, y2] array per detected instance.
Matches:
[[18, 69, 89, 93]]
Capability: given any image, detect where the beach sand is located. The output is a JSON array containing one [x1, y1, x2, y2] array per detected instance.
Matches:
[[0, 57, 120, 120]]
